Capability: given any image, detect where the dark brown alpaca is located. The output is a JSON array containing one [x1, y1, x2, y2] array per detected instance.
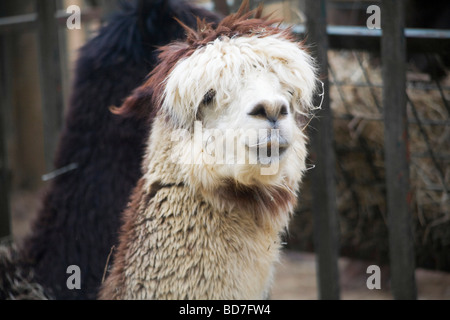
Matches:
[[0, 0, 220, 300]]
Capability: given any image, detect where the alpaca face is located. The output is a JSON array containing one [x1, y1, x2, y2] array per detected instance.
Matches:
[[164, 34, 317, 188], [199, 68, 297, 170]]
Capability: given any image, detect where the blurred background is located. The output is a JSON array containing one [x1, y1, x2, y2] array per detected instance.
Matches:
[[0, 0, 449, 299]]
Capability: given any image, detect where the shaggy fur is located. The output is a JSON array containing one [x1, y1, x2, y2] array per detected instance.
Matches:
[[0, 243, 49, 300], [5, 0, 221, 300], [99, 3, 318, 300]]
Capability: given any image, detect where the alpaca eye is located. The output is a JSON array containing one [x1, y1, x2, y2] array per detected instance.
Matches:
[[202, 89, 216, 105]]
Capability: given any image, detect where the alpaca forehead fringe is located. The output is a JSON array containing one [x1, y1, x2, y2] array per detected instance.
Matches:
[[162, 33, 317, 127]]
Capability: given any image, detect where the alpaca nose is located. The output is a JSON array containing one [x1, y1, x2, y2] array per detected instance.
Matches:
[[248, 100, 289, 124]]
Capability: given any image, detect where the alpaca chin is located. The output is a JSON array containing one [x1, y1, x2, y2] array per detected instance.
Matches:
[[181, 145, 306, 226], [188, 129, 308, 191]]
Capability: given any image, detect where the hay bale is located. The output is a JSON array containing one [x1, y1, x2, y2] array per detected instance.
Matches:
[[288, 50, 450, 271]]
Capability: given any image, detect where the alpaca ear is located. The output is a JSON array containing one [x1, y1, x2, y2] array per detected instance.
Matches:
[[110, 85, 155, 119]]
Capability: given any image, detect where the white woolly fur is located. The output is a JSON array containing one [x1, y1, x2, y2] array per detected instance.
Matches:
[[163, 34, 317, 192], [99, 30, 319, 300], [162, 34, 318, 128]]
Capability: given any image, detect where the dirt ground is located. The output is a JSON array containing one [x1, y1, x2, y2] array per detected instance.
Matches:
[[272, 250, 450, 300], [9, 188, 450, 300]]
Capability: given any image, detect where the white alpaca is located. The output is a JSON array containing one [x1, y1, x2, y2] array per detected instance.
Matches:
[[99, 4, 318, 300]]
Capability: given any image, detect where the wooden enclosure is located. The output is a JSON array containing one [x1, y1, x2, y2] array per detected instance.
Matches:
[[1, 0, 449, 300]]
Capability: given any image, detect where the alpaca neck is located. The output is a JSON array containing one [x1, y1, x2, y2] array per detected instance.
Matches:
[[101, 117, 296, 299], [144, 117, 297, 230]]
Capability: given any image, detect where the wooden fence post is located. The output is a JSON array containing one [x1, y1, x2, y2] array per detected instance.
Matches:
[[305, 0, 341, 300], [381, 0, 417, 300], [36, 0, 64, 172], [0, 36, 11, 239]]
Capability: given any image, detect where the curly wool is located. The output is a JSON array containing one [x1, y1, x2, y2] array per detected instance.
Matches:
[[99, 119, 289, 299], [0, 243, 50, 300], [100, 2, 318, 300]]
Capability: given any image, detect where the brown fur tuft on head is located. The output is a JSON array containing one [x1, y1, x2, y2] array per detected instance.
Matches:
[[110, 0, 293, 120]]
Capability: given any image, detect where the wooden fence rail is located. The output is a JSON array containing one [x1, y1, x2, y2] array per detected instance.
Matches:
[[0, 0, 447, 299]]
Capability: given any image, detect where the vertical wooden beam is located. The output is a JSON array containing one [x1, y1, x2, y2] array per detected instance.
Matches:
[[381, 0, 417, 300], [305, 0, 340, 300], [57, 0, 70, 114], [36, 0, 64, 172], [0, 36, 11, 239]]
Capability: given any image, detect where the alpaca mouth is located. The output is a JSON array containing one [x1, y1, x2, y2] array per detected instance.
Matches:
[[246, 136, 289, 162], [258, 141, 289, 157]]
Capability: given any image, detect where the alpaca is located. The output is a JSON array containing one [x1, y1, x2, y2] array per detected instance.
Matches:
[[99, 3, 318, 300], [1, 0, 221, 300]]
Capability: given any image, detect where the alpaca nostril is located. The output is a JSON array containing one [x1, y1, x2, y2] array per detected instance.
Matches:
[[248, 104, 267, 118], [248, 102, 289, 124]]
